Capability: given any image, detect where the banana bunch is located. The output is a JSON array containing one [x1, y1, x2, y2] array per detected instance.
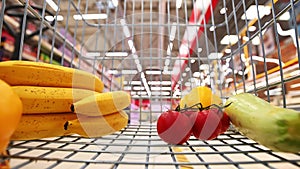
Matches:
[[0, 61, 131, 141]]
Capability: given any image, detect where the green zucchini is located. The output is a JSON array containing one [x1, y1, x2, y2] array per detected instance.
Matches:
[[225, 93, 300, 153]]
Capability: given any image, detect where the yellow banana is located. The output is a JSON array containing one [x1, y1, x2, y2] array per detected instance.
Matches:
[[12, 86, 98, 114], [11, 113, 77, 141], [12, 111, 128, 140], [71, 91, 131, 116], [64, 111, 128, 138], [0, 61, 104, 92]]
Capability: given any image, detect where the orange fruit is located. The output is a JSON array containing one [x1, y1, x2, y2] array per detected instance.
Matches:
[[0, 79, 22, 163]]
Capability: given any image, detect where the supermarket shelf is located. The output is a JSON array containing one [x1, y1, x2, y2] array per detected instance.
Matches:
[[232, 58, 299, 94], [3, 14, 78, 66], [2, 13, 120, 90], [4, 124, 300, 169]]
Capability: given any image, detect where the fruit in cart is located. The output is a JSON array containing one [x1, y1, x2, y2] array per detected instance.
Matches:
[[0, 60, 104, 92], [179, 86, 222, 109], [11, 110, 128, 140], [71, 91, 131, 116], [0, 79, 22, 168], [156, 110, 194, 145], [225, 93, 300, 153], [12, 86, 98, 114], [64, 111, 128, 137], [11, 113, 77, 140], [191, 108, 230, 140]]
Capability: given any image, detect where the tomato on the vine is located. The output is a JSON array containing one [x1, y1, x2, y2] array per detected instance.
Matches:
[[156, 110, 193, 145], [156, 105, 231, 144], [191, 108, 230, 140]]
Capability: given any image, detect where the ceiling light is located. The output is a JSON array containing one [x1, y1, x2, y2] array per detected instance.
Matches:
[[152, 91, 170, 96], [46, 0, 59, 11], [193, 72, 201, 77], [133, 86, 145, 90], [209, 26, 216, 32], [141, 72, 146, 79], [120, 19, 131, 38], [135, 59, 140, 65], [185, 67, 190, 72], [243, 36, 249, 41], [173, 89, 181, 97], [198, 48, 203, 53], [185, 82, 191, 86], [252, 36, 260, 45], [163, 70, 172, 75], [225, 78, 233, 83], [241, 53, 247, 62], [137, 91, 148, 95], [225, 48, 231, 53], [132, 54, 138, 59], [105, 52, 128, 57], [199, 64, 209, 70], [142, 80, 151, 97], [137, 64, 142, 72], [279, 12, 290, 21], [129, 81, 142, 85], [208, 53, 223, 60], [165, 58, 171, 66], [220, 7, 227, 14], [123, 86, 132, 90], [111, 0, 118, 7], [241, 5, 271, 20], [121, 70, 138, 74], [167, 43, 173, 56], [73, 14, 107, 20], [145, 70, 161, 75], [195, 0, 211, 11], [151, 86, 172, 90], [220, 35, 239, 45], [179, 45, 190, 55], [182, 72, 187, 77], [176, 0, 183, 9], [45, 15, 63, 21], [108, 69, 118, 75], [86, 52, 101, 57], [248, 26, 256, 32], [148, 81, 172, 85], [170, 22, 177, 41]]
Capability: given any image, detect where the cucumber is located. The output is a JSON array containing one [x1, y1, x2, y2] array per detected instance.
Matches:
[[225, 93, 300, 153]]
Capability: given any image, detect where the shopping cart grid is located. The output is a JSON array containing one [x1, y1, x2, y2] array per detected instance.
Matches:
[[2, 124, 299, 168]]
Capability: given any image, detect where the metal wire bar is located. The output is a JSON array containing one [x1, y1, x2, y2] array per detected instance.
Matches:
[[18, 0, 28, 60], [77, 0, 89, 70], [0, 0, 5, 45], [270, 0, 287, 107], [231, 0, 246, 93], [35, 0, 46, 62]]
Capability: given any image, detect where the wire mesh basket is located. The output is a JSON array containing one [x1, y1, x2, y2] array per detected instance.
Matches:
[[1, 0, 300, 168]]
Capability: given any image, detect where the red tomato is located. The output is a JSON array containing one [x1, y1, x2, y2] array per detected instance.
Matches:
[[220, 112, 230, 134], [191, 108, 230, 140], [157, 110, 193, 145]]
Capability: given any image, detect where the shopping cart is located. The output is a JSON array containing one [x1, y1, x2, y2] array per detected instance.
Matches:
[[1, 0, 300, 168]]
